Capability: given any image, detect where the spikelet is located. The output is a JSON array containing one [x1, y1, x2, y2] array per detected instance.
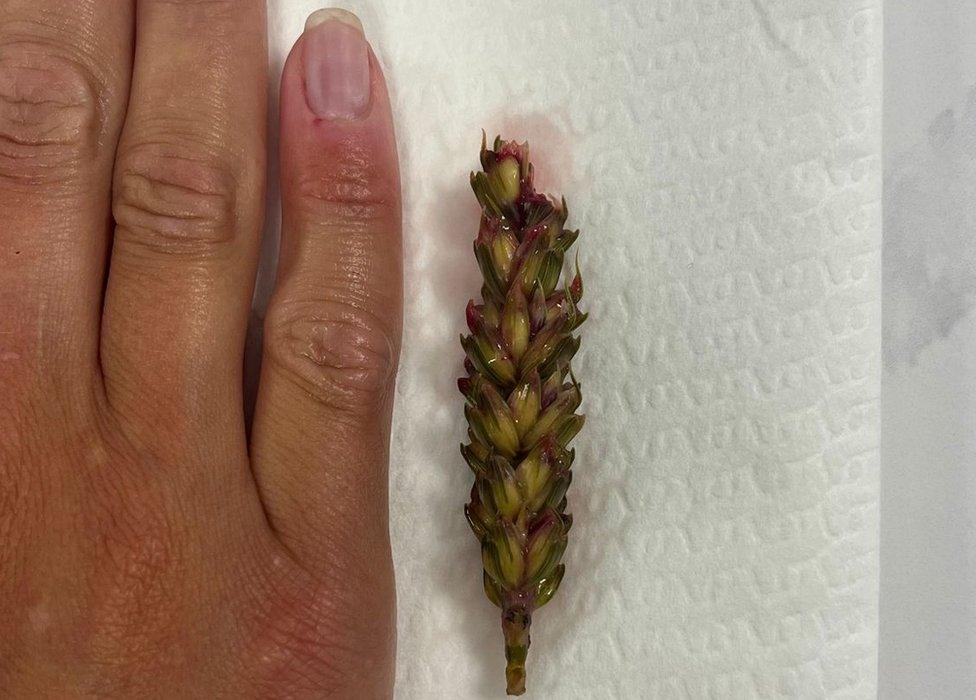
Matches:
[[460, 135, 585, 696]]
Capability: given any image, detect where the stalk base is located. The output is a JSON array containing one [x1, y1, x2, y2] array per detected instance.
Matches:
[[502, 606, 531, 696]]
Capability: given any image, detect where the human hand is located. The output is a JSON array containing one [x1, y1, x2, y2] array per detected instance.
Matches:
[[0, 4, 400, 697]]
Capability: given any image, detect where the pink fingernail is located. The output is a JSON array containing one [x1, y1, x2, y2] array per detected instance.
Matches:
[[303, 9, 370, 119]]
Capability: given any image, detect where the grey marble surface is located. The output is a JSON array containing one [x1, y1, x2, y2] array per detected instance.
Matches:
[[881, 1, 976, 697]]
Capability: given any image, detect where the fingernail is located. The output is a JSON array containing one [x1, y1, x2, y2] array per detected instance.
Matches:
[[303, 9, 370, 119]]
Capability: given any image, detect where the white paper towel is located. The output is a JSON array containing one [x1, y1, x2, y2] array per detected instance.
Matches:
[[263, 2, 882, 697]]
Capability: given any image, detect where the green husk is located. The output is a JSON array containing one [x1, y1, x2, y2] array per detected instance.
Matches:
[[460, 135, 585, 696]]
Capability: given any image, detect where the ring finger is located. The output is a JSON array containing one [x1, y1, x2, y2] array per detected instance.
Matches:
[[100, 0, 267, 444]]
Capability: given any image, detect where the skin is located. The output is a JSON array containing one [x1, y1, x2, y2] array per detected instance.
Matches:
[[0, 2, 400, 697]]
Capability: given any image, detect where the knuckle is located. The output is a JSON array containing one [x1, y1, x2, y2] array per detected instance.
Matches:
[[0, 40, 104, 186], [113, 140, 241, 257], [265, 298, 400, 410], [294, 142, 399, 232]]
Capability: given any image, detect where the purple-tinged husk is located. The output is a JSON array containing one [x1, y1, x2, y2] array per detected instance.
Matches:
[[461, 135, 585, 695]]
